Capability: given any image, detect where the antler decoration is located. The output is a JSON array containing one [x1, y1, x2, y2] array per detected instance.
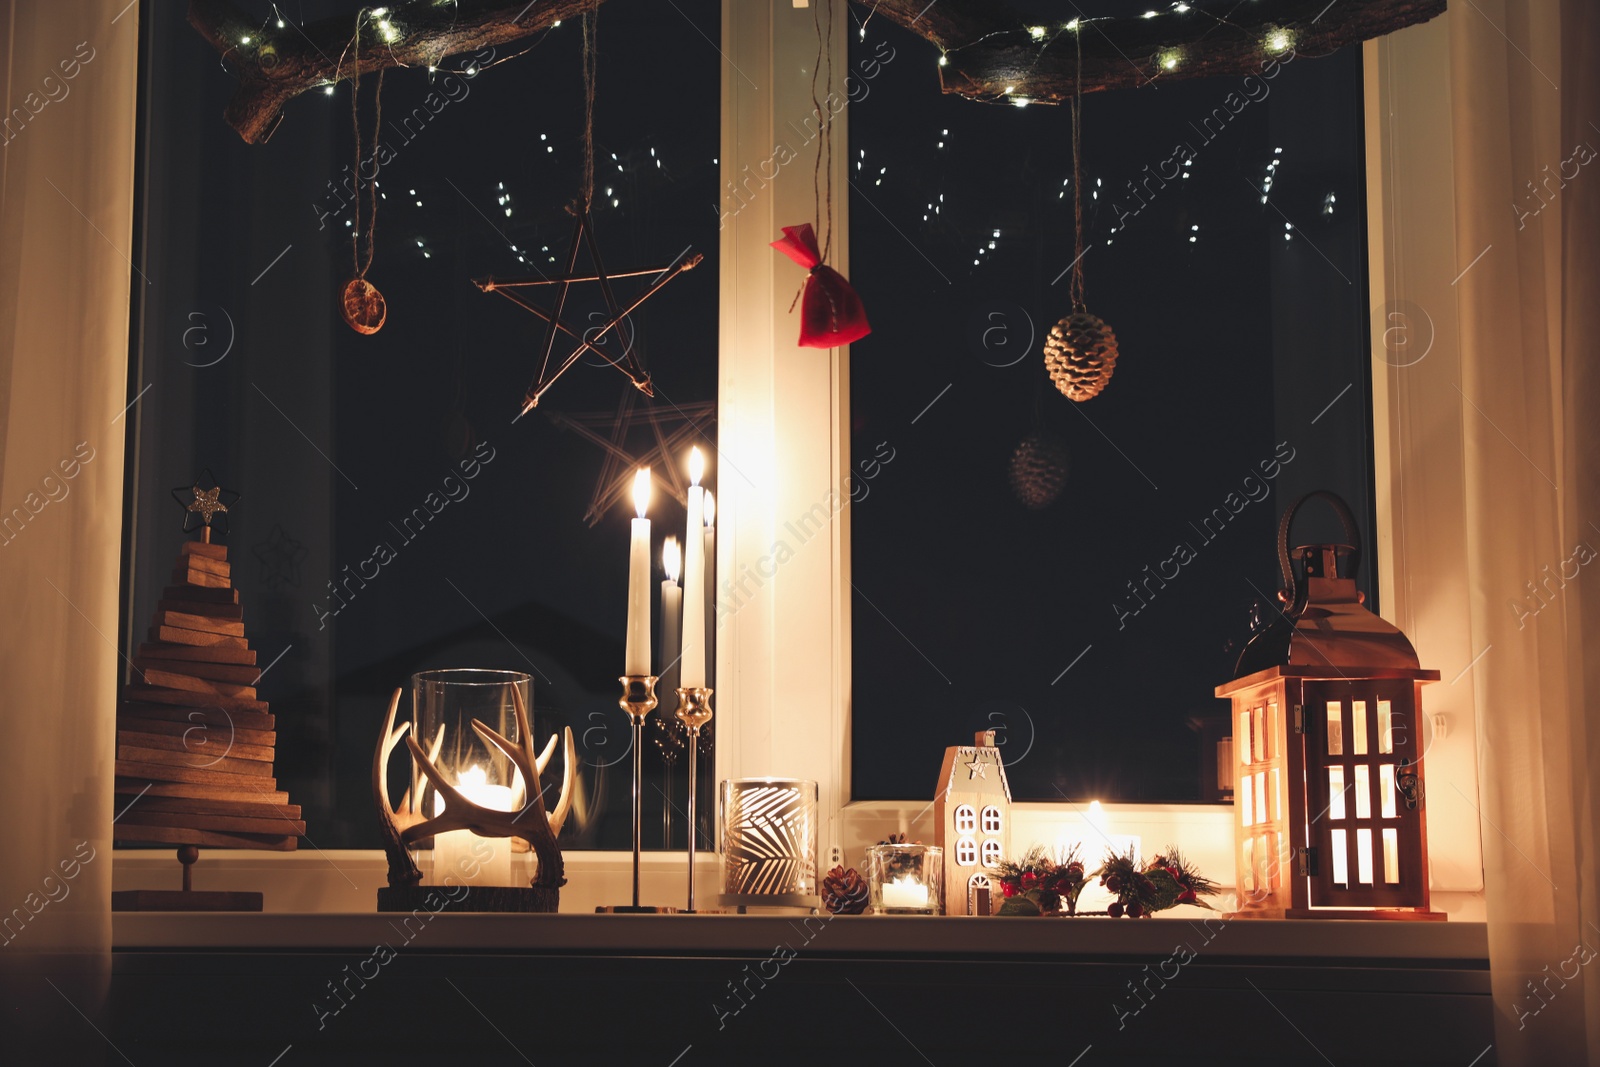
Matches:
[[398, 685, 569, 891], [374, 687, 423, 888]]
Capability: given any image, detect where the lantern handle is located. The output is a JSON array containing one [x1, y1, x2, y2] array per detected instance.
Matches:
[[1277, 490, 1362, 608]]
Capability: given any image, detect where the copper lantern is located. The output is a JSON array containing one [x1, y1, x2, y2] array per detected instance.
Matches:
[[1217, 492, 1442, 920]]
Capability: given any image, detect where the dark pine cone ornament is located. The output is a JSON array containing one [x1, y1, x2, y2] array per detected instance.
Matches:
[[1009, 430, 1069, 510], [822, 865, 870, 915], [1044, 311, 1119, 402]]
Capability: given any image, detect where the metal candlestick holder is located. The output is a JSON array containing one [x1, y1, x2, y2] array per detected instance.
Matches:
[[676, 686, 713, 912], [596, 675, 676, 913]]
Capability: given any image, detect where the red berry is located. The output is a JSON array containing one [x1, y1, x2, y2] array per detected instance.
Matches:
[[1128, 901, 1145, 918], [1108, 902, 1124, 918]]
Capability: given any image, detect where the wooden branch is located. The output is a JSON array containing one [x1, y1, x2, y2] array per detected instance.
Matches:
[[852, 0, 1446, 104], [188, 0, 610, 144]]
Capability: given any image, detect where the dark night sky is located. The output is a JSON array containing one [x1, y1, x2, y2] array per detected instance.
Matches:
[[128, 0, 1372, 847]]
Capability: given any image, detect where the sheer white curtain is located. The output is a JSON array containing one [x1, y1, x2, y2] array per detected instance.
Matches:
[[1445, 0, 1598, 1061], [0, 0, 137, 1055]]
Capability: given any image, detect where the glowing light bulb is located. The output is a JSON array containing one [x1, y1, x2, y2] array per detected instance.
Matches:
[[1265, 28, 1292, 54], [1029, 25, 1046, 39], [240, 35, 252, 44]]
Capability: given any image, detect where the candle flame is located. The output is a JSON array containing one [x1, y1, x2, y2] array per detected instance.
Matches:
[[703, 490, 716, 528], [435, 764, 490, 815], [633, 467, 651, 518], [663, 536, 681, 582], [688, 446, 704, 487]]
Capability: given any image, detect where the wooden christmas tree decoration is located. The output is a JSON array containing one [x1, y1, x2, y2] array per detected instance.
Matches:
[[111, 472, 302, 912]]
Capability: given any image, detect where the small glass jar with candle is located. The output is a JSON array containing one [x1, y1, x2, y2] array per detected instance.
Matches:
[[866, 843, 942, 915]]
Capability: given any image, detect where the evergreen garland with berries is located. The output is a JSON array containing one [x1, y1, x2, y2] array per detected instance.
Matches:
[[1098, 845, 1219, 918]]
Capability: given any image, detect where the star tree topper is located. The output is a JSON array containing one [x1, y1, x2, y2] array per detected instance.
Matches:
[[171, 468, 241, 541], [474, 203, 702, 415]]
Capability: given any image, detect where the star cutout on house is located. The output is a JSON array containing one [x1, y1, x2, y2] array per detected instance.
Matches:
[[473, 203, 702, 415], [965, 753, 989, 780], [171, 469, 240, 538], [545, 394, 717, 527], [252, 524, 308, 586]]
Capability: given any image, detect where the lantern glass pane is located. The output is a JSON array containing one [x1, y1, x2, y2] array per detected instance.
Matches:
[[1357, 828, 1374, 884], [1268, 702, 1280, 759], [1326, 702, 1343, 755], [1354, 764, 1372, 819], [1242, 772, 1255, 826], [1383, 827, 1400, 883], [1377, 699, 1394, 754], [1254, 772, 1266, 826], [1327, 766, 1346, 820], [1270, 767, 1281, 822], [1352, 700, 1368, 755], [1239, 710, 1252, 764], [1380, 764, 1397, 818], [1253, 706, 1266, 767], [1331, 829, 1349, 886], [1243, 836, 1256, 892]]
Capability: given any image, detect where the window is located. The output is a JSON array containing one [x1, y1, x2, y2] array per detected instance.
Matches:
[[981, 839, 1002, 868], [847, 30, 1374, 803], [953, 804, 977, 833], [128, 2, 722, 851], [956, 837, 978, 866], [981, 805, 1002, 833]]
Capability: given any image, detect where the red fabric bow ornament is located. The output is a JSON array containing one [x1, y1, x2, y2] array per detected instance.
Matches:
[[771, 224, 871, 348]]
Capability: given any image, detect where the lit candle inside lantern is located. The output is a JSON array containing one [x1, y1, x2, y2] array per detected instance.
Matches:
[[659, 537, 682, 704], [680, 448, 706, 689], [701, 490, 716, 682], [881, 876, 930, 910], [624, 468, 652, 676], [433, 765, 515, 887]]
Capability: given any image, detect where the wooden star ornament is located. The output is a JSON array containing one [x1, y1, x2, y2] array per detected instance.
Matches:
[[474, 203, 702, 415], [171, 469, 241, 541]]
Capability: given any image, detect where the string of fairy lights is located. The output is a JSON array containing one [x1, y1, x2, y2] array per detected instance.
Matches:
[[230, 2, 1342, 276]]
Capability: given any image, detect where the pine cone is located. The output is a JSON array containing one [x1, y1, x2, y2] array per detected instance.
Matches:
[[1009, 431, 1069, 510], [822, 865, 870, 915], [879, 832, 910, 845], [1044, 311, 1120, 402]]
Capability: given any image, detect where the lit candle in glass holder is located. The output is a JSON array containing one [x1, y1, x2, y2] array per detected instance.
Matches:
[[433, 764, 515, 887], [867, 843, 942, 914]]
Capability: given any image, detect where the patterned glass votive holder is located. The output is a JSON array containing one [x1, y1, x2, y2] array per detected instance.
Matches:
[[718, 778, 820, 910], [867, 843, 943, 915]]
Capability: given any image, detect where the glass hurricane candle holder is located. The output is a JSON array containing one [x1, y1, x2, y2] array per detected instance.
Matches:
[[867, 843, 943, 915], [413, 669, 530, 888]]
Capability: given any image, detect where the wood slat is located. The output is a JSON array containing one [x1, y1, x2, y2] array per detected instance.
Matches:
[[116, 779, 288, 804], [179, 540, 229, 560], [137, 668, 256, 701], [133, 657, 260, 686], [149, 625, 248, 649], [157, 611, 245, 637], [117, 730, 275, 764], [180, 553, 231, 577], [156, 598, 244, 620], [171, 567, 231, 589], [114, 759, 276, 790], [116, 809, 305, 836], [120, 702, 274, 732], [124, 685, 267, 714], [116, 714, 275, 747], [129, 794, 299, 820], [138, 641, 256, 665], [115, 745, 274, 777], [111, 822, 297, 851]]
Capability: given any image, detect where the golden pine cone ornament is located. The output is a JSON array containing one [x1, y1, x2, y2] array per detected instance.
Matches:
[[822, 865, 870, 915], [1009, 431, 1069, 510], [1044, 311, 1119, 402]]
